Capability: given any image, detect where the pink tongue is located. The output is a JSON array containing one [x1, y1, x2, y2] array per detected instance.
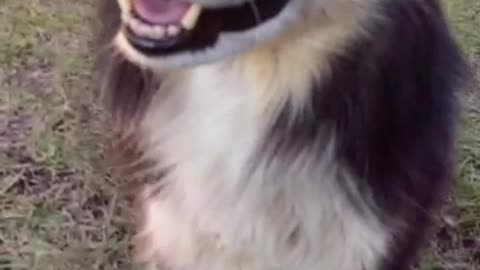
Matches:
[[133, 0, 191, 24]]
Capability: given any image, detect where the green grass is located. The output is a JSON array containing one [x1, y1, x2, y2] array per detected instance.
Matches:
[[0, 1, 133, 269], [444, 0, 480, 55], [0, 1, 479, 270]]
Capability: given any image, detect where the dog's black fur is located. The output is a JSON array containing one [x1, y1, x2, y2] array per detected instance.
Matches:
[[264, 2, 467, 268]]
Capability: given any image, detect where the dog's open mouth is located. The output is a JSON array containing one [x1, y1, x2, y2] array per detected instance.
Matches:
[[125, 0, 201, 48], [123, 0, 289, 55]]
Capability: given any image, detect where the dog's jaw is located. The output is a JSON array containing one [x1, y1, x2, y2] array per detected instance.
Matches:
[[113, 0, 307, 69]]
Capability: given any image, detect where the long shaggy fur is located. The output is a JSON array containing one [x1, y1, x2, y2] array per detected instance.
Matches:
[[95, 0, 468, 269]]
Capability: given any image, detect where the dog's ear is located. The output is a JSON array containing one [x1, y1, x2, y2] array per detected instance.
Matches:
[[95, 0, 160, 127], [94, 1, 161, 195]]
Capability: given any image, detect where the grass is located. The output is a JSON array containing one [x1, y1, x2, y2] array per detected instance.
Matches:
[[0, 1, 133, 269], [444, 0, 480, 55], [0, 1, 479, 270]]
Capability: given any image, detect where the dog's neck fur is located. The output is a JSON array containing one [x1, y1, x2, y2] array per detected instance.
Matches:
[[134, 55, 389, 270]]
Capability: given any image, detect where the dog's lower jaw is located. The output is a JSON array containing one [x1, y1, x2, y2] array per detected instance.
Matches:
[[113, 0, 327, 70]]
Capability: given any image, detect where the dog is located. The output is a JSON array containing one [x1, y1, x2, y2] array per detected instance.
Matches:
[[95, 0, 467, 269]]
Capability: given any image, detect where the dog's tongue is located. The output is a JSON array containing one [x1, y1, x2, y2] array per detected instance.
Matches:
[[133, 0, 191, 24]]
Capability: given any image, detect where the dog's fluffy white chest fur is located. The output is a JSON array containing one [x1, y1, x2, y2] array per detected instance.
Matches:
[[136, 63, 389, 270]]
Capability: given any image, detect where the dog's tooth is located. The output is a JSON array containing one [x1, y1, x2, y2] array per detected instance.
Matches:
[[151, 25, 166, 39], [127, 16, 177, 40], [180, 4, 202, 30], [167, 25, 181, 36], [137, 21, 153, 37], [129, 17, 142, 33]]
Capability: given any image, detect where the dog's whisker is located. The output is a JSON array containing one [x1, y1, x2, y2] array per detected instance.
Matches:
[[248, 0, 262, 25]]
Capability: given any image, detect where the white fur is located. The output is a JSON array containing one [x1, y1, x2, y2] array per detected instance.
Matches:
[[133, 62, 390, 270]]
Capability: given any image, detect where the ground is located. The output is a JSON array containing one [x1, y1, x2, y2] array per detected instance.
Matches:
[[0, 1, 478, 270]]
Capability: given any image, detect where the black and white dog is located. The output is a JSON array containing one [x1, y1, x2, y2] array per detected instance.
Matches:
[[96, 0, 467, 269]]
